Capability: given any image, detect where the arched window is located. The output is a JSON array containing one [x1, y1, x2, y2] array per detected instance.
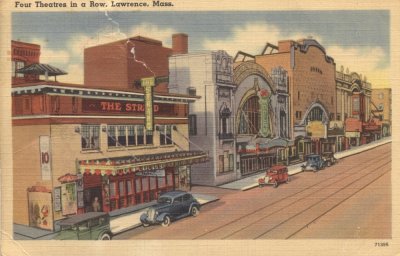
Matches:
[[239, 96, 260, 134]]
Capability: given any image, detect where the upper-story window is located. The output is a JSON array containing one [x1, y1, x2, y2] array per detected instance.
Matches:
[[12, 60, 25, 78], [107, 125, 153, 148], [81, 125, 100, 151], [188, 115, 197, 136], [159, 125, 173, 145], [238, 96, 259, 135]]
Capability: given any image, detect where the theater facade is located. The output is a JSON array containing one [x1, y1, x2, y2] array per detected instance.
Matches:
[[12, 81, 208, 230]]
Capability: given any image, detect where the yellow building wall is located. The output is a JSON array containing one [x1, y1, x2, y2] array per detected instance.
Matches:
[[14, 122, 190, 225], [13, 125, 51, 226]]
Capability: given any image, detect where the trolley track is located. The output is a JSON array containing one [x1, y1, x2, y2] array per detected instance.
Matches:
[[194, 147, 391, 239]]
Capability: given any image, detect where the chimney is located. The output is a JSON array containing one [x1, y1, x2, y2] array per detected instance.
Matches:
[[172, 33, 188, 54]]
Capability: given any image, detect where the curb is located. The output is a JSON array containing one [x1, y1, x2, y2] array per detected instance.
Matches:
[[240, 140, 391, 192]]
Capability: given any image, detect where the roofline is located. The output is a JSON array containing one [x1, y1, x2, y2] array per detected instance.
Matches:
[[11, 83, 199, 101]]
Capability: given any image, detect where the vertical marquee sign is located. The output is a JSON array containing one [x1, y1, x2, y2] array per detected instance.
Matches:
[[258, 89, 271, 138], [39, 136, 52, 181], [141, 77, 155, 131]]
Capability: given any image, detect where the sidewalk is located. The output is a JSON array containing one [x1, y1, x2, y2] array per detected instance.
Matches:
[[13, 193, 219, 239], [219, 137, 391, 191]]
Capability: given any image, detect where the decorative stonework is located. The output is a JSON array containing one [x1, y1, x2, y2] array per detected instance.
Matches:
[[233, 62, 276, 93]]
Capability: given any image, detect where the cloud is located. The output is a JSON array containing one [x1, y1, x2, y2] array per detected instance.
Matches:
[[58, 63, 84, 84], [128, 23, 178, 47], [326, 46, 389, 88], [31, 38, 70, 65], [202, 22, 315, 56], [202, 22, 389, 88]]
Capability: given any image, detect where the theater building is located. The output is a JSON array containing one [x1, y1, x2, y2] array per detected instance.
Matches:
[[371, 88, 392, 138], [336, 67, 381, 146], [169, 47, 290, 185], [235, 39, 337, 160], [12, 81, 207, 230]]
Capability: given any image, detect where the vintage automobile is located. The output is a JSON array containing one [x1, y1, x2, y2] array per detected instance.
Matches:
[[140, 190, 201, 227], [55, 212, 112, 240], [301, 154, 326, 172], [322, 152, 338, 167], [258, 165, 289, 188]]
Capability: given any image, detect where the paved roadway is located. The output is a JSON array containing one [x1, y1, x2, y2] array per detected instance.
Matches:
[[115, 143, 391, 239]]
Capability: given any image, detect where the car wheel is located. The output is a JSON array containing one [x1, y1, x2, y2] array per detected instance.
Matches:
[[286, 177, 290, 183], [259, 184, 263, 188], [191, 206, 200, 217], [99, 233, 111, 240], [273, 181, 278, 188], [327, 161, 331, 167], [142, 223, 150, 227], [161, 216, 171, 227]]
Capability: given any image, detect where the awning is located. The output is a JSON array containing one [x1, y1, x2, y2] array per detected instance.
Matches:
[[58, 173, 80, 183], [16, 63, 67, 76], [78, 150, 209, 176]]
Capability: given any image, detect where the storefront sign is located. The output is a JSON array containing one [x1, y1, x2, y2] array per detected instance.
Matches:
[[61, 182, 77, 215], [28, 192, 53, 230], [141, 77, 155, 131], [82, 99, 160, 113], [39, 136, 52, 181], [136, 169, 165, 177], [53, 187, 61, 212], [258, 89, 271, 137], [306, 121, 326, 138], [345, 131, 360, 138]]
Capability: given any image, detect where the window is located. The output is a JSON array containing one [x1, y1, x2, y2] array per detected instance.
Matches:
[[107, 125, 152, 148], [81, 125, 100, 150], [239, 96, 260, 134], [229, 154, 234, 171], [159, 125, 173, 145], [189, 115, 197, 135], [295, 111, 302, 120], [12, 60, 25, 78]]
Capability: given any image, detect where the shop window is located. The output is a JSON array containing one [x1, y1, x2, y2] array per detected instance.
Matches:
[[189, 114, 197, 135], [218, 155, 224, 174], [127, 126, 135, 145], [167, 173, 173, 186], [158, 176, 166, 188], [109, 182, 116, 197], [229, 154, 234, 171], [159, 125, 173, 145], [81, 125, 100, 151], [135, 178, 141, 193]]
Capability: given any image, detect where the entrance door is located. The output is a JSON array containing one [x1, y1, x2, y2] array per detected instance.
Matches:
[[83, 187, 102, 212]]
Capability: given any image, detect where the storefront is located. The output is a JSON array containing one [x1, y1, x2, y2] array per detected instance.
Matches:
[[76, 151, 207, 213]]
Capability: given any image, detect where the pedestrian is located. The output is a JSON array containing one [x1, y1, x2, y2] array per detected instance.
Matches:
[[92, 197, 100, 212]]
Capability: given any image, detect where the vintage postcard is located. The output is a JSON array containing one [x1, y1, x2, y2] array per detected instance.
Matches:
[[1, 0, 399, 255]]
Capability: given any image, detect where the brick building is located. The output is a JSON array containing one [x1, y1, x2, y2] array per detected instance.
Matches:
[[371, 88, 391, 137], [235, 39, 337, 160], [11, 40, 41, 84], [84, 33, 188, 93], [12, 37, 207, 232]]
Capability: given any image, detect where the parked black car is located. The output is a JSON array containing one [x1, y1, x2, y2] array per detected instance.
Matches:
[[140, 190, 201, 227], [301, 154, 326, 172]]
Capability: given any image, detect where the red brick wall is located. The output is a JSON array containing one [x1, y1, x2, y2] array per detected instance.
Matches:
[[84, 37, 172, 93], [12, 40, 41, 85]]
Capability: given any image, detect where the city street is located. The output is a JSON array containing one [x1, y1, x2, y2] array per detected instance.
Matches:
[[115, 143, 391, 240]]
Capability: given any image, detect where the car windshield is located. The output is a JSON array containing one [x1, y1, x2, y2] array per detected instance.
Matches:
[[307, 157, 317, 164], [157, 196, 172, 204]]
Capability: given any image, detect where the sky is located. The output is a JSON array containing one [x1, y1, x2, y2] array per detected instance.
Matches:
[[12, 11, 390, 88]]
